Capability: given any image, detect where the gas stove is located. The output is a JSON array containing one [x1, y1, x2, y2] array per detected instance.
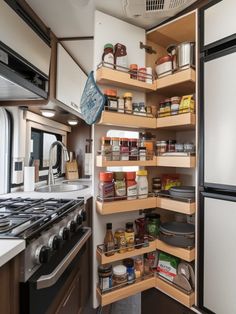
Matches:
[[0, 197, 89, 282]]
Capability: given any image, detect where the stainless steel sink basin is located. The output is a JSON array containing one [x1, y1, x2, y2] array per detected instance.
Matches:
[[36, 184, 82, 193], [62, 180, 89, 189]]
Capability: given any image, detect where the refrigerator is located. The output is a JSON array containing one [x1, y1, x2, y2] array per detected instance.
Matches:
[[198, 0, 236, 313]]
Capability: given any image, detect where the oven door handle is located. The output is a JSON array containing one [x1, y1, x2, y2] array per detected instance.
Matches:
[[36, 227, 92, 290]]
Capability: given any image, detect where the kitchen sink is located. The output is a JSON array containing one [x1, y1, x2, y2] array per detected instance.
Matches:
[[62, 180, 89, 189], [36, 184, 83, 193]]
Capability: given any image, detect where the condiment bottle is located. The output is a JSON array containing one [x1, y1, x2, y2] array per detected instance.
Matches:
[[114, 172, 126, 200], [98, 264, 113, 291], [104, 223, 115, 256], [120, 138, 129, 161], [99, 172, 114, 202], [101, 137, 112, 161], [123, 258, 135, 284], [126, 172, 137, 200], [136, 170, 148, 199], [102, 43, 114, 68], [114, 43, 128, 70], [124, 93, 133, 114], [125, 222, 135, 251], [114, 228, 126, 253]]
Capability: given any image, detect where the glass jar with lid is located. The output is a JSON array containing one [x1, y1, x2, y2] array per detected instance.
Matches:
[[167, 140, 176, 152], [156, 141, 167, 155], [98, 264, 113, 291], [124, 93, 133, 114], [129, 139, 138, 161], [113, 265, 127, 286], [164, 98, 171, 117], [171, 96, 181, 115], [104, 89, 118, 112], [101, 137, 112, 160], [111, 137, 120, 161], [120, 138, 129, 160]]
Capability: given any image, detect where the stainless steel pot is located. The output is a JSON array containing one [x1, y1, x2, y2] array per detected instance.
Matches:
[[176, 42, 195, 70]]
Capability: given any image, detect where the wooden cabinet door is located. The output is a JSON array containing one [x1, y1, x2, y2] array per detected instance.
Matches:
[[56, 270, 82, 314]]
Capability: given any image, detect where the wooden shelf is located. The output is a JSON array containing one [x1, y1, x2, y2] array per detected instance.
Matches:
[[155, 68, 195, 96], [155, 276, 195, 308], [97, 276, 155, 306], [156, 113, 196, 130], [97, 111, 156, 129], [156, 156, 196, 168], [156, 239, 195, 262], [96, 197, 157, 215], [97, 241, 156, 264], [156, 197, 195, 215], [96, 67, 156, 92], [96, 155, 157, 167]]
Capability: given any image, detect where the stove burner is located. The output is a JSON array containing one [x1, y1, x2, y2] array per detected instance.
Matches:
[[0, 218, 11, 232], [31, 206, 47, 212]]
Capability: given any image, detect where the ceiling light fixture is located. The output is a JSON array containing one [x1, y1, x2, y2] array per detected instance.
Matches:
[[68, 119, 79, 126], [40, 109, 56, 118]]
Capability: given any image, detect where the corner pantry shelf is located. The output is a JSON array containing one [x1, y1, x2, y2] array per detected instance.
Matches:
[[97, 111, 157, 129], [156, 113, 196, 130], [96, 155, 157, 167], [96, 241, 156, 265], [97, 276, 155, 306], [156, 156, 196, 168], [96, 197, 157, 215], [155, 68, 196, 96], [155, 276, 195, 308], [96, 67, 156, 92], [156, 197, 195, 215], [156, 239, 195, 262]]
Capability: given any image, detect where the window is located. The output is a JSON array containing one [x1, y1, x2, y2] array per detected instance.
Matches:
[[107, 129, 139, 172]]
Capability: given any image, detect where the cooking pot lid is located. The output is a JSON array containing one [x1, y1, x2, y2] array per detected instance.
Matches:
[[169, 186, 195, 193], [160, 222, 195, 235]]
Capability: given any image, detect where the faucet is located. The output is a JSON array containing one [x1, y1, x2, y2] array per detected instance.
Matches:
[[47, 141, 69, 186]]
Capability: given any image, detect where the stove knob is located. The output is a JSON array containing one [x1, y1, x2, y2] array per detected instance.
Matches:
[[82, 210, 87, 222], [74, 214, 83, 226], [48, 235, 60, 250], [59, 227, 70, 241], [35, 245, 50, 264], [68, 220, 76, 233]]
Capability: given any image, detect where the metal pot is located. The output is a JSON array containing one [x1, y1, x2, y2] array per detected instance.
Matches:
[[176, 42, 195, 70]]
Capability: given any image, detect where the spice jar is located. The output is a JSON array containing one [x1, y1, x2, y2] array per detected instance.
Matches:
[[139, 102, 146, 116], [145, 213, 160, 240], [138, 147, 146, 161], [104, 89, 118, 112], [167, 140, 176, 152], [135, 258, 144, 278], [139, 132, 155, 160], [113, 265, 127, 286], [114, 229, 127, 253], [114, 43, 128, 71], [152, 177, 162, 194], [184, 142, 195, 153], [101, 137, 112, 161], [171, 96, 181, 115], [175, 143, 184, 152], [129, 139, 138, 161], [129, 64, 138, 79], [114, 172, 126, 200], [98, 264, 113, 291], [99, 172, 114, 202], [120, 138, 129, 161], [111, 137, 120, 161], [146, 67, 153, 84], [125, 222, 135, 251], [132, 103, 140, 115], [102, 43, 114, 68], [124, 93, 133, 114], [126, 172, 137, 200], [163, 98, 171, 117], [138, 67, 147, 82], [136, 170, 148, 199], [158, 101, 166, 117], [156, 141, 167, 155], [118, 97, 125, 113], [135, 217, 146, 240], [123, 258, 135, 284]]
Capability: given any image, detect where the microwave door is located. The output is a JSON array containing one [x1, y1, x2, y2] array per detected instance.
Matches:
[[203, 47, 236, 190]]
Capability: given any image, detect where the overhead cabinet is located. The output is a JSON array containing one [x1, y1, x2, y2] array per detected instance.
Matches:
[[56, 43, 87, 115]]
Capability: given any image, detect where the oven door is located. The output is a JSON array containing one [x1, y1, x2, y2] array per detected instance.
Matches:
[[20, 227, 91, 314]]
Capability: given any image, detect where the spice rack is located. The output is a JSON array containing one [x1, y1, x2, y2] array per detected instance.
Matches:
[[96, 196, 157, 215], [96, 155, 157, 167], [156, 156, 196, 168], [156, 239, 195, 262], [156, 112, 196, 130], [156, 196, 195, 215], [97, 241, 157, 264]]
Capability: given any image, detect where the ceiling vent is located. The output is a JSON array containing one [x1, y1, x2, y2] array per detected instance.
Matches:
[[123, 0, 197, 18]]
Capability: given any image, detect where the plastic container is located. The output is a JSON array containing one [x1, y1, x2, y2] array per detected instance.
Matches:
[[136, 170, 148, 199], [124, 93, 133, 114], [99, 172, 114, 201], [98, 264, 113, 291], [167, 140, 176, 152], [126, 172, 137, 200], [101, 137, 112, 161], [129, 139, 138, 161], [171, 96, 181, 115], [123, 258, 135, 284], [114, 43, 128, 71], [138, 67, 147, 82], [111, 137, 120, 161], [155, 55, 172, 78], [120, 138, 129, 161], [145, 213, 161, 240], [113, 265, 127, 286], [129, 64, 138, 79], [104, 89, 118, 111], [156, 141, 167, 155], [114, 172, 126, 200], [102, 43, 114, 69]]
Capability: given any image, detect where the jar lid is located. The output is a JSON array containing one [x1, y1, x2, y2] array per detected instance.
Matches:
[[101, 136, 111, 141], [171, 96, 181, 102], [129, 138, 138, 142], [156, 55, 172, 65], [115, 228, 125, 233], [138, 147, 146, 151], [120, 138, 129, 142], [99, 172, 113, 182], [123, 92, 133, 98], [136, 170, 148, 176], [106, 222, 112, 230], [123, 258, 134, 268], [126, 222, 134, 229], [104, 89, 117, 97], [164, 98, 171, 102], [126, 172, 136, 180], [111, 137, 120, 141], [129, 64, 138, 69], [114, 172, 125, 180], [104, 43, 113, 49], [113, 265, 127, 276], [98, 264, 112, 273]]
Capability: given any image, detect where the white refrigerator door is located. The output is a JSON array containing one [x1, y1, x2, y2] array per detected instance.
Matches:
[[204, 49, 236, 187], [204, 0, 236, 47], [204, 197, 236, 314]]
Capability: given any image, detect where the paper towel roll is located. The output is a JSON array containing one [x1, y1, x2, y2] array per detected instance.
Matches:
[[24, 166, 35, 192]]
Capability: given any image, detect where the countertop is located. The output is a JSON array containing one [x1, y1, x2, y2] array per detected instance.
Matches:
[[0, 178, 92, 267], [0, 239, 25, 268]]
